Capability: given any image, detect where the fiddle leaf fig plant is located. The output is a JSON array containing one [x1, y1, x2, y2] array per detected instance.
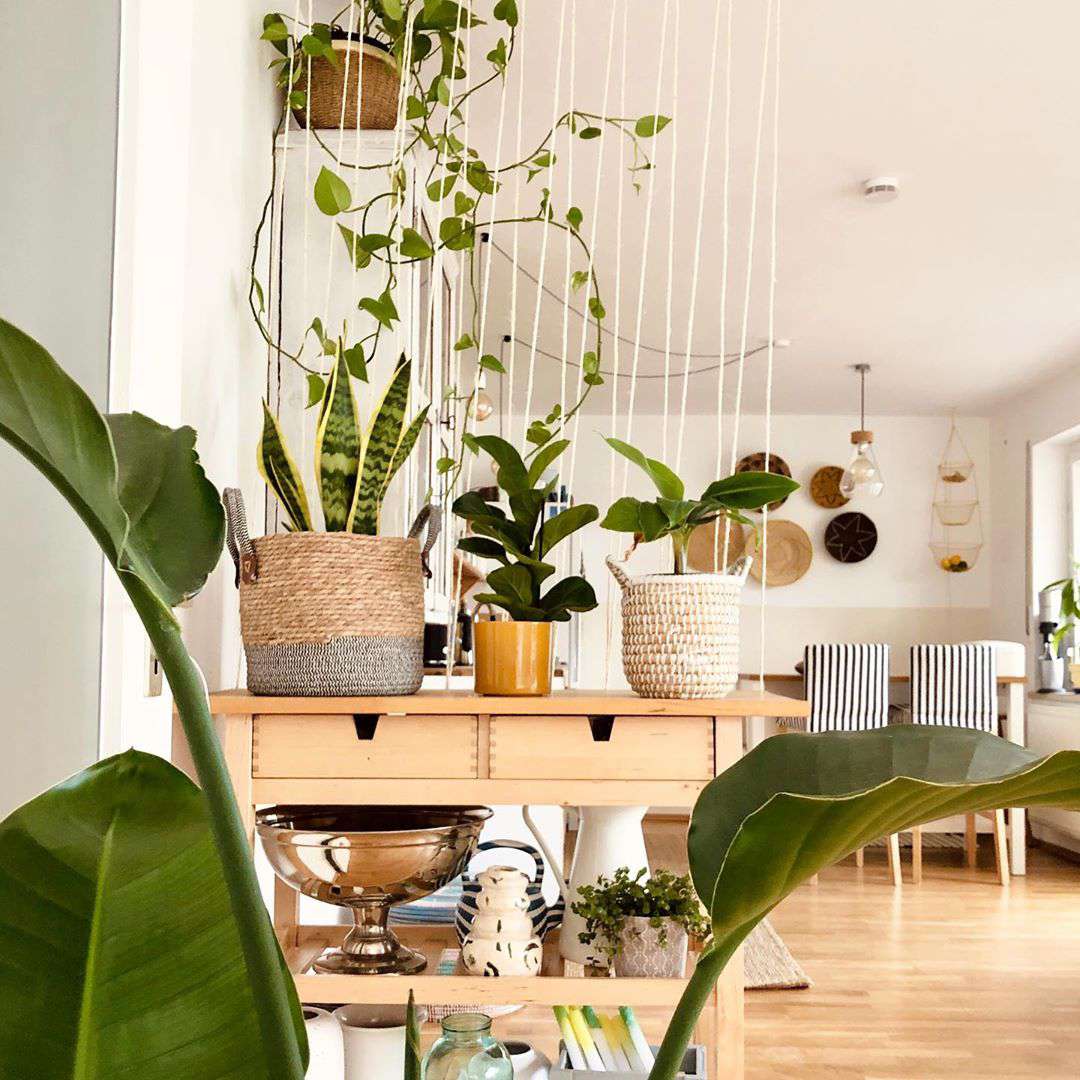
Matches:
[[452, 434, 598, 621], [600, 436, 799, 573], [649, 727, 1080, 1080], [0, 319, 306, 1079]]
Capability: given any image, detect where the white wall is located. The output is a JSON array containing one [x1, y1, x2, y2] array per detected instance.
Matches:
[[0, 2, 120, 814], [104, 0, 277, 757], [989, 362, 1080, 677], [494, 410, 993, 687]]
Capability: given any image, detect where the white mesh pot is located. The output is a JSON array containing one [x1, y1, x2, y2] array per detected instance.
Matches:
[[607, 555, 751, 699]]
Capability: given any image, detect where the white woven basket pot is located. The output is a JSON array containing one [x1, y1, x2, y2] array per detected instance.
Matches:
[[224, 489, 439, 696], [607, 554, 752, 700]]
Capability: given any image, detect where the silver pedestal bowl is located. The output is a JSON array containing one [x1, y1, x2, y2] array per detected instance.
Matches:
[[257, 805, 492, 975]]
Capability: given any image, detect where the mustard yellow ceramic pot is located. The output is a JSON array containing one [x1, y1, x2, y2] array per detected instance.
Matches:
[[474, 619, 554, 696]]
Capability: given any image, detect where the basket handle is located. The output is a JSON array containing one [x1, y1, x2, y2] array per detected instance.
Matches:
[[407, 504, 442, 578], [605, 555, 632, 591], [223, 488, 258, 587], [729, 553, 753, 583]]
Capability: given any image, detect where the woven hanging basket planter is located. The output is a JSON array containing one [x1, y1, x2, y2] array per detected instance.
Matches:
[[224, 489, 439, 696], [293, 36, 400, 131], [608, 555, 751, 700]]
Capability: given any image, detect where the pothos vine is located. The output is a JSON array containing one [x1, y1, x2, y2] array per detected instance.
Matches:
[[251, 0, 671, 500]]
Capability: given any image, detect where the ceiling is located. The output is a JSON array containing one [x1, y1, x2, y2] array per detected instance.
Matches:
[[457, 0, 1080, 417]]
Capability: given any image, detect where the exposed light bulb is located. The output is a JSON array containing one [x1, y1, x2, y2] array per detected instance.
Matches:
[[840, 441, 884, 498], [470, 389, 495, 422]]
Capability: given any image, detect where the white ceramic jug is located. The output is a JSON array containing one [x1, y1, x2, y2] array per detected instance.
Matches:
[[302, 1006, 344, 1080], [334, 1004, 410, 1080], [461, 865, 543, 976]]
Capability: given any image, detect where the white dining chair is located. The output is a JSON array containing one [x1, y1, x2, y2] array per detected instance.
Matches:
[[909, 643, 1008, 885], [794, 643, 902, 885]]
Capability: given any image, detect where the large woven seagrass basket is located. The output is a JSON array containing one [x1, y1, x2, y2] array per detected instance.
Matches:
[[224, 489, 439, 696], [292, 36, 399, 131], [607, 554, 752, 699]]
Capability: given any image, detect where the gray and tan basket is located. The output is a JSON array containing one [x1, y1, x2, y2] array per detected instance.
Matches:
[[224, 489, 439, 696], [607, 554, 752, 700], [292, 37, 400, 131]]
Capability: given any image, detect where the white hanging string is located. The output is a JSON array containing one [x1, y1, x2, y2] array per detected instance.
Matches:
[[620, 0, 672, 495], [723, 0, 774, 570], [712, 0, 734, 570], [522, 0, 570, 441], [504, 18, 528, 448], [300, 0, 316, 512], [602, 0, 630, 689], [557, 0, 577, 441], [674, 0, 725, 473], [759, 0, 781, 692], [660, 0, 681, 463]]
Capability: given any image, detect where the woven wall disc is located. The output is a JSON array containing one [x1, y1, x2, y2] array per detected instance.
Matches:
[[809, 465, 850, 509], [687, 520, 747, 572], [746, 520, 813, 586], [824, 511, 878, 563], [735, 452, 792, 511]]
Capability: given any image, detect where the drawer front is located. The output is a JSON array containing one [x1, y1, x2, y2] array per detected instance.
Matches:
[[253, 714, 478, 778], [489, 715, 713, 781]]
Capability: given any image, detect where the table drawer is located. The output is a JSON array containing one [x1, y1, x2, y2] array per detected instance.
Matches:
[[253, 714, 478, 778], [489, 715, 713, 780]]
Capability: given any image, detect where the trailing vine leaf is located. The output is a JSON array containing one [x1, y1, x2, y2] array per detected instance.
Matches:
[[349, 358, 412, 534], [479, 353, 506, 373], [343, 343, 368, 382], [313, 165, 351, 215], [338, 224, 372, 269], [315, 352, 361, 532], [635, 114, 672, 137], [305, 373, 324, 408], [649, 727, 1080, 1080], [493, 0, 518, 26], [566, 206, 583, 230], [400, 227, 435, 259], [258, 401, 313, 531]]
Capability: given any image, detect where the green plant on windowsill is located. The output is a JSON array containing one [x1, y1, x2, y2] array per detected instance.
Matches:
[[571, 867, 710, 965], [4, 315, 1080, 1079], [1042, 573, 1079, 658], [259, 350, 428, 533], [599, 436, 800, 574], [451, 434, 598, 621]]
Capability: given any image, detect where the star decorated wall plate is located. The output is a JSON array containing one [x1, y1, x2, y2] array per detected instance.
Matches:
[[824, 511, 878, 563]]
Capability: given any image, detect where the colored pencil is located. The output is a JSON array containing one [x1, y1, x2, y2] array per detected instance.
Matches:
[[553, 1006, 587, 1070], [568, 1006, 606, 1070], [599, 1013, 632, 1070], [582, 1006, 619, 1071], [620, 1006, 656, 1070]]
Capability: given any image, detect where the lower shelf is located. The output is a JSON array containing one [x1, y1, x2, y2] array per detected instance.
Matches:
[[285, 924, 720, 1007]]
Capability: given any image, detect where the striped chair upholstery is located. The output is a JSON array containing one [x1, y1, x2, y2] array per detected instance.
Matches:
[[910, 644, 997, 732], [801, 643, 890, 733]]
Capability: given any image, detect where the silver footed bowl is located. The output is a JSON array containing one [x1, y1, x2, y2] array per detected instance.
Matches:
[[257, 805, 492, 976]]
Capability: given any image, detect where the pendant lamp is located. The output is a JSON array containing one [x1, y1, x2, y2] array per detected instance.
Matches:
[[839, 363, 884, 499]]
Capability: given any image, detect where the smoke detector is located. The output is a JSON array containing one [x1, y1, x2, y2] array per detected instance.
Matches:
[[863, 176, 899, 203]]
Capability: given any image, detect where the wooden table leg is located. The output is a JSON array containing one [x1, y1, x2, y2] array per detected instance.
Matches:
[[1004, 682, 1026, 875], [715, 948, 745, 1079], [274, 876, 301, 949]]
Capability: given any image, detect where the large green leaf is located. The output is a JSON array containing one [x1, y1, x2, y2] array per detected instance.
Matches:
[[0, 751, 306, 1079], [315, 352, 360, 531], [471, 434, 530, 496], [349, 358, 411, 534], [700, 470, 798, 510], [604, 436, 684, 499], [0, 319, 223, 608], [650, 728, 1080, 1079], [538, 503, 599, 557]]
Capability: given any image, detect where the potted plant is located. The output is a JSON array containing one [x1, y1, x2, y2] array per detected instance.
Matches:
[[1039, 573, 1078, 691], [452, 434, 597, 695], [600, 437, 799, 699], [571, 867, 710, 978], [228, 350, 437, 696]]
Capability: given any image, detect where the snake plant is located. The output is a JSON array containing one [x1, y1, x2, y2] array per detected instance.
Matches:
[[0, 318, 306, 1079], [259, 351, 429, 533]]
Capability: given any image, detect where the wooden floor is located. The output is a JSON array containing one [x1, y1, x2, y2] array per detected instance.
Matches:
[[487, 820, 1080, 1079]]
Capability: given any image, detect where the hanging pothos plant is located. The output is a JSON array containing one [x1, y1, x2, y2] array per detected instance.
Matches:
[[251, 0, 672, 510]]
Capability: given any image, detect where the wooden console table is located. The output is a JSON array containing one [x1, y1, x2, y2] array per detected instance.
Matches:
[[179, 688, 809, 1079]]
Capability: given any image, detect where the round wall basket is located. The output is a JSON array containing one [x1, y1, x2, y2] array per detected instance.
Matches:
[[824, 511, 878, 564], [746, 520, 812, 586], [809, 465, 850, 509], [687, 520, 747, 573], [735, 452, 792, 512]]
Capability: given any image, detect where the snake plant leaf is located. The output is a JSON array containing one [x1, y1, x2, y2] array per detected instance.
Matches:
[[689, 728, 1080, 935], [381, 404, 430, 502], [0, 319, 223, 609], [315, 352, 361, 531], [349, 357, 412, 534], [0, 750, 307, 1079], [403, 991, 421, 1080], [258, 400, 313, 532]]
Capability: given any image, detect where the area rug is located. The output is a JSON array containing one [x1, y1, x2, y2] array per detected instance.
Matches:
[[868, 831, 964, 849], [744, 919, 811, 990]]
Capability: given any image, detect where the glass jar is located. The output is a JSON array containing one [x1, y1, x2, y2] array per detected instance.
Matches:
[[422, 1013, 512, 1080]]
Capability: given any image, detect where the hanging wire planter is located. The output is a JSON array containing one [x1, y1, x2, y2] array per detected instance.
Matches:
[[929, 414, 982, 572], [929, 541, 982, 573], [932, 499, 977, 527]]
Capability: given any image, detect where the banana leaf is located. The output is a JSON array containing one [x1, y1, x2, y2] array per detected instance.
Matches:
[[649, 727, 1080, 1079], [0, 750, 306, 1078], [349, 357, 412, 534], [315, 352, 361, 531], [259, 400, 313, 532]]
